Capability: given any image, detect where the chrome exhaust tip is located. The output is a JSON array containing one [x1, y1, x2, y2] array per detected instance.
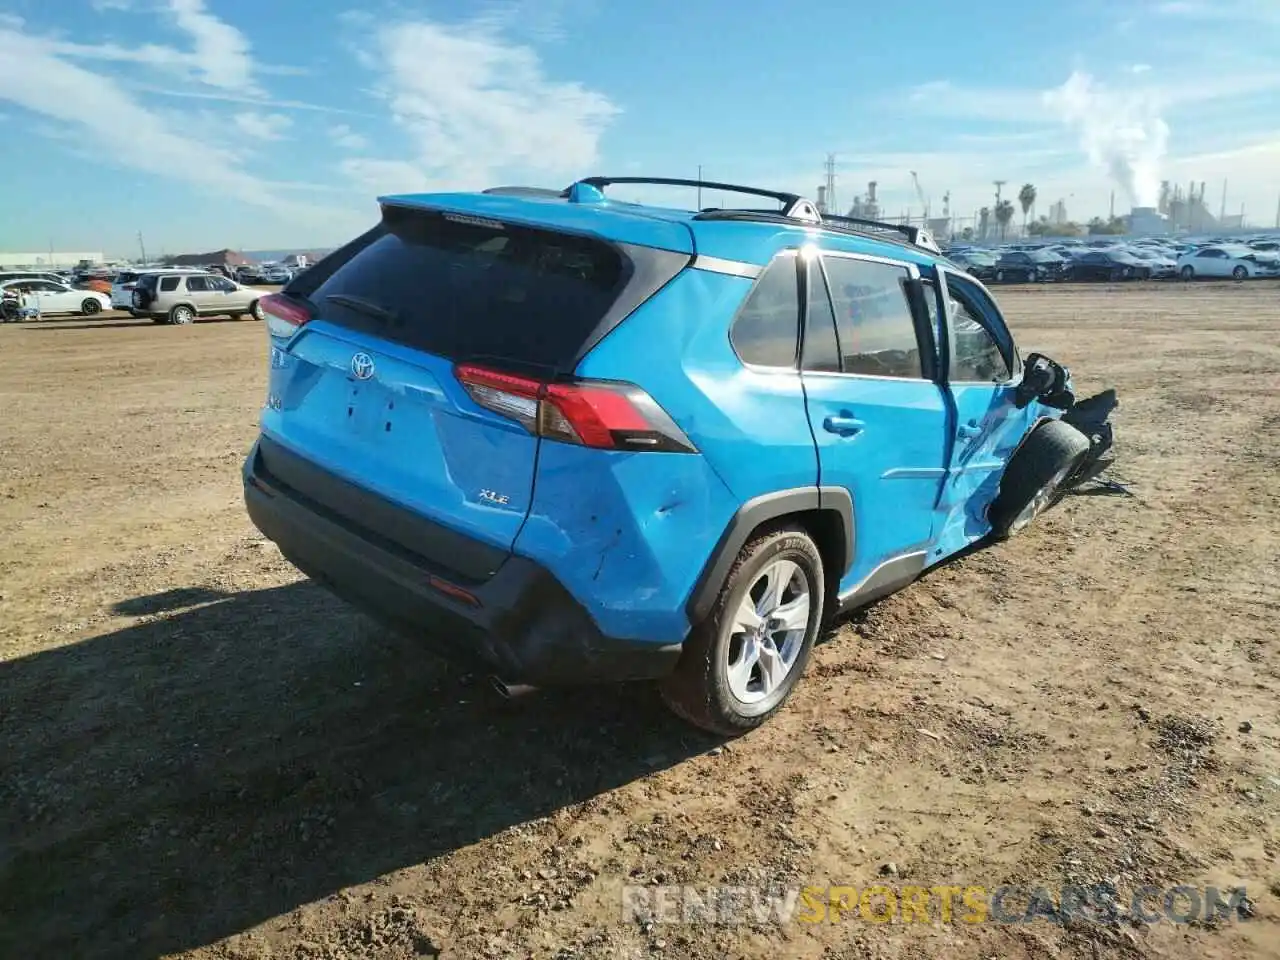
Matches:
[[489, 675, 537, 699]]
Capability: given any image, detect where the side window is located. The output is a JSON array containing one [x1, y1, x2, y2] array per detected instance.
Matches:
[[943, 274, 1013, 383], [185, 276, 209, 292], [801, 257, 840, 372], [729, 254, 799, 368], [160, 276, 181, 292], [823, 256, 923, 379]]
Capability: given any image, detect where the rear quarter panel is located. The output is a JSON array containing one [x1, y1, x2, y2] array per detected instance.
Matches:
[[512, 267, 815, 643]]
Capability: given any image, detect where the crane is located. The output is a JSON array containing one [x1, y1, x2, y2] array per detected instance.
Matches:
[[910, 171, 929, 222]]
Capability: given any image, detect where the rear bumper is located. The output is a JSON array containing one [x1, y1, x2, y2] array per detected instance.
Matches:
[[242, 438, 682, 685]]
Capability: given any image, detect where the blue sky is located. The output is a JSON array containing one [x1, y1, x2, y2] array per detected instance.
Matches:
[[1, 0, 1278, 256]]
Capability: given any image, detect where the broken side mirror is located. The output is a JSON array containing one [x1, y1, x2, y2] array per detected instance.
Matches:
[[1015, 352, 1074, 409]]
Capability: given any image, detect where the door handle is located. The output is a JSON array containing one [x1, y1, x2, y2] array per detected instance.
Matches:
[[823, 414, 865, 437], [957, 420, 982, 439]]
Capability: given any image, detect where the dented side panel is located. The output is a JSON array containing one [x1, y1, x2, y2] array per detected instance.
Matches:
[[512, 440, 738, 643]]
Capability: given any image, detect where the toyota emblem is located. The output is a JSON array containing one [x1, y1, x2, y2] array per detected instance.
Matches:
[[350, 352, 375, 380]]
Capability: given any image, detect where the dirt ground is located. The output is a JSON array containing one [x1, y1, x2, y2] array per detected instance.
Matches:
[[1, 282, 1277, 960]]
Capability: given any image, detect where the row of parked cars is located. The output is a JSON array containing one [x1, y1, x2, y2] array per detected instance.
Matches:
[[945, 236, 1280, 283]]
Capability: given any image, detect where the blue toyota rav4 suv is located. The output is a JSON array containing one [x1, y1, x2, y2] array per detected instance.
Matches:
[[243, 176, 1115, 735]]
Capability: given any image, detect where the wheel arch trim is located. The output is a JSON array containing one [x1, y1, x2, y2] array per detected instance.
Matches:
[[686, 485, 854, 624]]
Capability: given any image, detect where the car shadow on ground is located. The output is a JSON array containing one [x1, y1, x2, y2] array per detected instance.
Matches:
[[17, 319, 155, 331], [0, 581, 716, 959]]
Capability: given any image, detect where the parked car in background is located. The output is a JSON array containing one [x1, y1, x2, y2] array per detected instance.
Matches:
[[0, 270, 70, 286], [1177, 245, 1280, 280], [260, 263, 292, 284], [1122, 247, 1177, 279], [133, 272, 267, 324], [946, 249, 998, 280], [992, 250, 1070, 283], [236, 264, 265, 284], [1068, 250, 1150, 281], [111, 267, 204, 310], [0, 278, 111, 315]]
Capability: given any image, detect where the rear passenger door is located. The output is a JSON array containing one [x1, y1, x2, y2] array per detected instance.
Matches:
[[800, 248, 950, 599], [184, 275, 213, 311]]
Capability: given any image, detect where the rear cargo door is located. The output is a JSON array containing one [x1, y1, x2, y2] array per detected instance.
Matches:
[[260, 204, 670, 572]]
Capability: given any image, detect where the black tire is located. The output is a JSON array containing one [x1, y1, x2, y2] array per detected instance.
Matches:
[[660, 526, 824, 736], [249, 299, 265, 321], [81, 298, 102, 315], [988, 420, 1091, 540], [995, 269, 1005, 283], [1027, 269, 1039, 283], [1232, 265, 1248, 281], [168, 304, 195, 325], [1180, 265, 1194, 281]]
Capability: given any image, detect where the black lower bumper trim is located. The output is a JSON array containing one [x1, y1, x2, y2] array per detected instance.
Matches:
[[243, 440, 681, 685]]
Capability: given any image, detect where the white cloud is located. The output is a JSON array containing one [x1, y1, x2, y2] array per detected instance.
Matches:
[[166, 0, 255, 92], [350, 17, 618, 193], [329, 123, 369, 150], [0, 23, 312, 219], [233, 111, 292, 140], [1130, 63, 1151, 74]]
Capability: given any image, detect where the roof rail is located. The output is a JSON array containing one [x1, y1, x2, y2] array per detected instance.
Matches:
[[819, 214, 942, 254], [572, 176, 822, 223]]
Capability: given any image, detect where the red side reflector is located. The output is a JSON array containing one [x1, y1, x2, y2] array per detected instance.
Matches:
[[427, 575, 480, 607]]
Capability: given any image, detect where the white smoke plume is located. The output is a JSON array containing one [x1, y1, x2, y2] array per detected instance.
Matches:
[[1045, 70, 1169, 208]]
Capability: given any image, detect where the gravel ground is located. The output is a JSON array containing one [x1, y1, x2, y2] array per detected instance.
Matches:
[[0, 282, 1277, 959]]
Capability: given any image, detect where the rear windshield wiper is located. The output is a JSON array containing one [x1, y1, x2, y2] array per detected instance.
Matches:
[[324, 293, 397, 324]]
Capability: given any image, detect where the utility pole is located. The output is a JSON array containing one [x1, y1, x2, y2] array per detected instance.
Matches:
[[993, 180, 1005, 209], [1220, 179, 1228, 221], [137, 231, 147, 266]]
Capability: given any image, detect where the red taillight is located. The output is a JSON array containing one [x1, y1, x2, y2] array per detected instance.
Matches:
[[454, 364, 696, 453], [260, 292, 312, 337]]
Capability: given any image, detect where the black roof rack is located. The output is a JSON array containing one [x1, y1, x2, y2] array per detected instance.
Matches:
[[500, 176, 941, 254], [573, 176, 822, 222], [819, 214, 941, 254]]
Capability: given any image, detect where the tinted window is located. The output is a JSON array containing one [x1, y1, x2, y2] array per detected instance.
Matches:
[[159, 276, 180, 292], [823, 256, 922, 379], [944, 274, 1012, 383], [730, 254, 799, 368], [117, 272, 140, 284], [311, 206, 635, 370], [185, 276, 209, 292], [801, 258, 840, 372]]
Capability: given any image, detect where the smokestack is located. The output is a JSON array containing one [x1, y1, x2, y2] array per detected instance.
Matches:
[[868, 181, 878, 202], [1220, 179, 1228, 221], [816, 185, 827, 213], [1110, 191, 1115, 219]]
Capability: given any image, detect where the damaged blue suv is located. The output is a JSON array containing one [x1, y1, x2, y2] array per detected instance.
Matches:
[[243, 176, 1116, 735]]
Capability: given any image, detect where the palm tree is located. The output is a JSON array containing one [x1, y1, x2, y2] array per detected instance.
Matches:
[[995, 200, 1016, 239], [1017, 183, 1037, 234], [979, 206, 991, 239]]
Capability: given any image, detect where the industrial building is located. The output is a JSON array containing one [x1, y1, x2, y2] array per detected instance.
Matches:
[[0, 252, 103, 269]]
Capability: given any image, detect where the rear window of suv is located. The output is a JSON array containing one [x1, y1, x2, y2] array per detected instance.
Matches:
[[305, 205, 640, 371]]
